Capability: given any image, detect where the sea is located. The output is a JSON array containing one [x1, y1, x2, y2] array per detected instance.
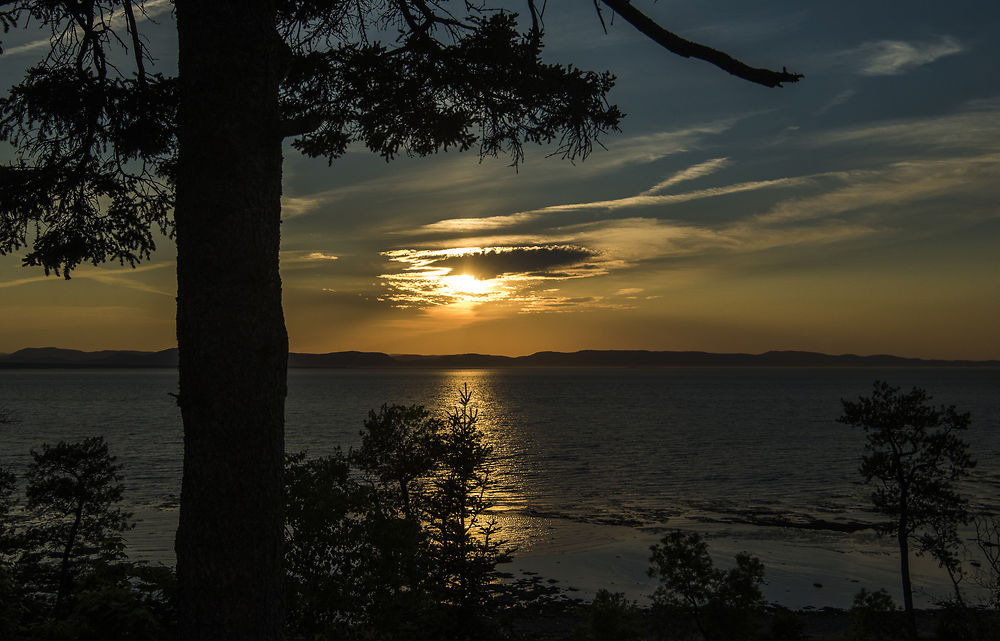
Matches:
[[2, 367, 999, 609]]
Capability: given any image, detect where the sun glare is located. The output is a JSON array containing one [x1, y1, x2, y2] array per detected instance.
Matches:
[[440, 273, 496, 297], [378, 245, 607, 309]]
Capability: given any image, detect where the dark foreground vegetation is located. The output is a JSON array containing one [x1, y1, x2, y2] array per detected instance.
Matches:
[[2, 382, 1000, 640]]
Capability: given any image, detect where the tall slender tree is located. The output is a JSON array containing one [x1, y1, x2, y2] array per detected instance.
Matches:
[[1, 1, 801, 638], [840, 381, 975, 640]]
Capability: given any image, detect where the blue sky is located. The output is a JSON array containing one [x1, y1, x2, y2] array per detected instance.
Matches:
[[1, 1, 998, 358]]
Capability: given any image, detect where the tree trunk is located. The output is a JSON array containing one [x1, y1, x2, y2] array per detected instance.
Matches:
[[899, 523, 917, 640], [55, 497, 86, 612], [173, 2, 287, 640]]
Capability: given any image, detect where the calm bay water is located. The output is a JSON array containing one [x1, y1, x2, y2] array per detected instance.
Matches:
[[2, 367, 999, 607]]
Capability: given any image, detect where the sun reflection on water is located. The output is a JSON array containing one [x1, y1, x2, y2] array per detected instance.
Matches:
[[429, 371, 549, 551]]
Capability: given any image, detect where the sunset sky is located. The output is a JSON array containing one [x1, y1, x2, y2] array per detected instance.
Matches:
[[1, 1, 998, 359]]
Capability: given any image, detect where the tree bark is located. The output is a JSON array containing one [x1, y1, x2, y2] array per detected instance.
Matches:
[[174, 2, 287, 640], [898, 502, 917, 640], [55, 496, 86, 612]]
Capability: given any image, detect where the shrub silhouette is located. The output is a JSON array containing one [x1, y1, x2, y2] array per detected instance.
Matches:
[[849, 588, 905, 641], [648, 530, 765, 641], [285, 385, 512, 640]]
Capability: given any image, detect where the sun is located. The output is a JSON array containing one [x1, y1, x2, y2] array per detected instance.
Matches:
[[440, 273, 496, 298]]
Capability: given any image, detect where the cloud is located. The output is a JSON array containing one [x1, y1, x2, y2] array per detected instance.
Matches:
[[812, 106, 1000, 151], [517, 295, 631, 314], [640, 157, 731, 196], [3, 0, 173, 56], [426, 246, 599, 280], [562, 216, 876, 266], [282, 249, 341, 262], [845, 36, 964, 76], [280, 249, 343, 271], [0, 274, 49, 289], [418, 212, 539, 234], [748, 155, 1000, 236], [372, 144, 1000, 315], [814, 89, 857, 117], [556, 154, 1000, 266], [305, 252, 339, 261], [534, 176, 813, 214], [416, 174, 809, 235], [284, 120, 740, 221], [578, 120, 738, 172], [377, 245, 616, 309]]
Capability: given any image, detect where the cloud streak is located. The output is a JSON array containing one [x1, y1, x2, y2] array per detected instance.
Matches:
[[3, 0, 173, 56], [282, 121, 740, 221], [845, 36, 964, 76], [417, 173, 809, 234], [639, 157, 731, 196], [812, 106, 1000, 151]]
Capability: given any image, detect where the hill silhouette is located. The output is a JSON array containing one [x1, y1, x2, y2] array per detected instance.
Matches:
[[1, 347, 997, 369]]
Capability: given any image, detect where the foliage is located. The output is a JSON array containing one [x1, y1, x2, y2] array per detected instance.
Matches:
[[285, 385, 513, 640], [14, 436, 133, 612], [0, 0, 628, 277], [975, 515, 1000, 609], [28, 562, 175, 641], [848, 588, 904, 641], [648, 530, 766, 641], [0, 459, 21, 639], [284, 449, 379, 639], [426, 384, 511, 623], [574, 589, 643, 641], [840, 381, 975, 635], [0, 463, 16, 555], [0, 436, 174, 640], [935, 607, 1000, 641], [764, 607, 807, 641], [2, 3, 799, 637], [353, 403, 443, 521]]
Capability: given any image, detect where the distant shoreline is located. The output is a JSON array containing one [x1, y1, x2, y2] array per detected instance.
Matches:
[[2, 347, 998, 369]]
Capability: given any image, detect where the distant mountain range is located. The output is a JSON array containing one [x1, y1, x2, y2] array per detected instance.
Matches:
[[1, 347, 997, 368]]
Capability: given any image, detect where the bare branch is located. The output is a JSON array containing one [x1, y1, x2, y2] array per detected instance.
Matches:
[[122, 0, 146, 84], [599, 0, 803, 88]]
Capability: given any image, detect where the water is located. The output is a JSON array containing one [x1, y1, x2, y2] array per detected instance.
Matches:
[[2, 367, 999, 608]]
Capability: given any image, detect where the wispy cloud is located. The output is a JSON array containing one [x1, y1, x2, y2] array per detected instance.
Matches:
[[0, 274, 48, 289], [814, 89, 857, 117], [417, 212, 539, 234], [844, 35, 964, 76], [3, 0, 173, 56], [812, 105, 1000, 150], [542, 177, 809, 213], [640, 157, 731, 196], [578, 120, 738, 172], [561, 216, 875, 267], [410, 150, 1000, 276], [755, 155, 1000, 226], [74, 263, 174, 296], [416, 173, 808, 234], [281, 121, 740, 221], [280, 249, 342, 270]]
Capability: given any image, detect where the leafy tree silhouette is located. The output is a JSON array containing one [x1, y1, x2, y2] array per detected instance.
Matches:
[[840, 381, 975, 640], [648, 530, 766, 641], [285, 387, 512, 640], [0, 2, 801, 638], [13, 437, 133, 615]]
